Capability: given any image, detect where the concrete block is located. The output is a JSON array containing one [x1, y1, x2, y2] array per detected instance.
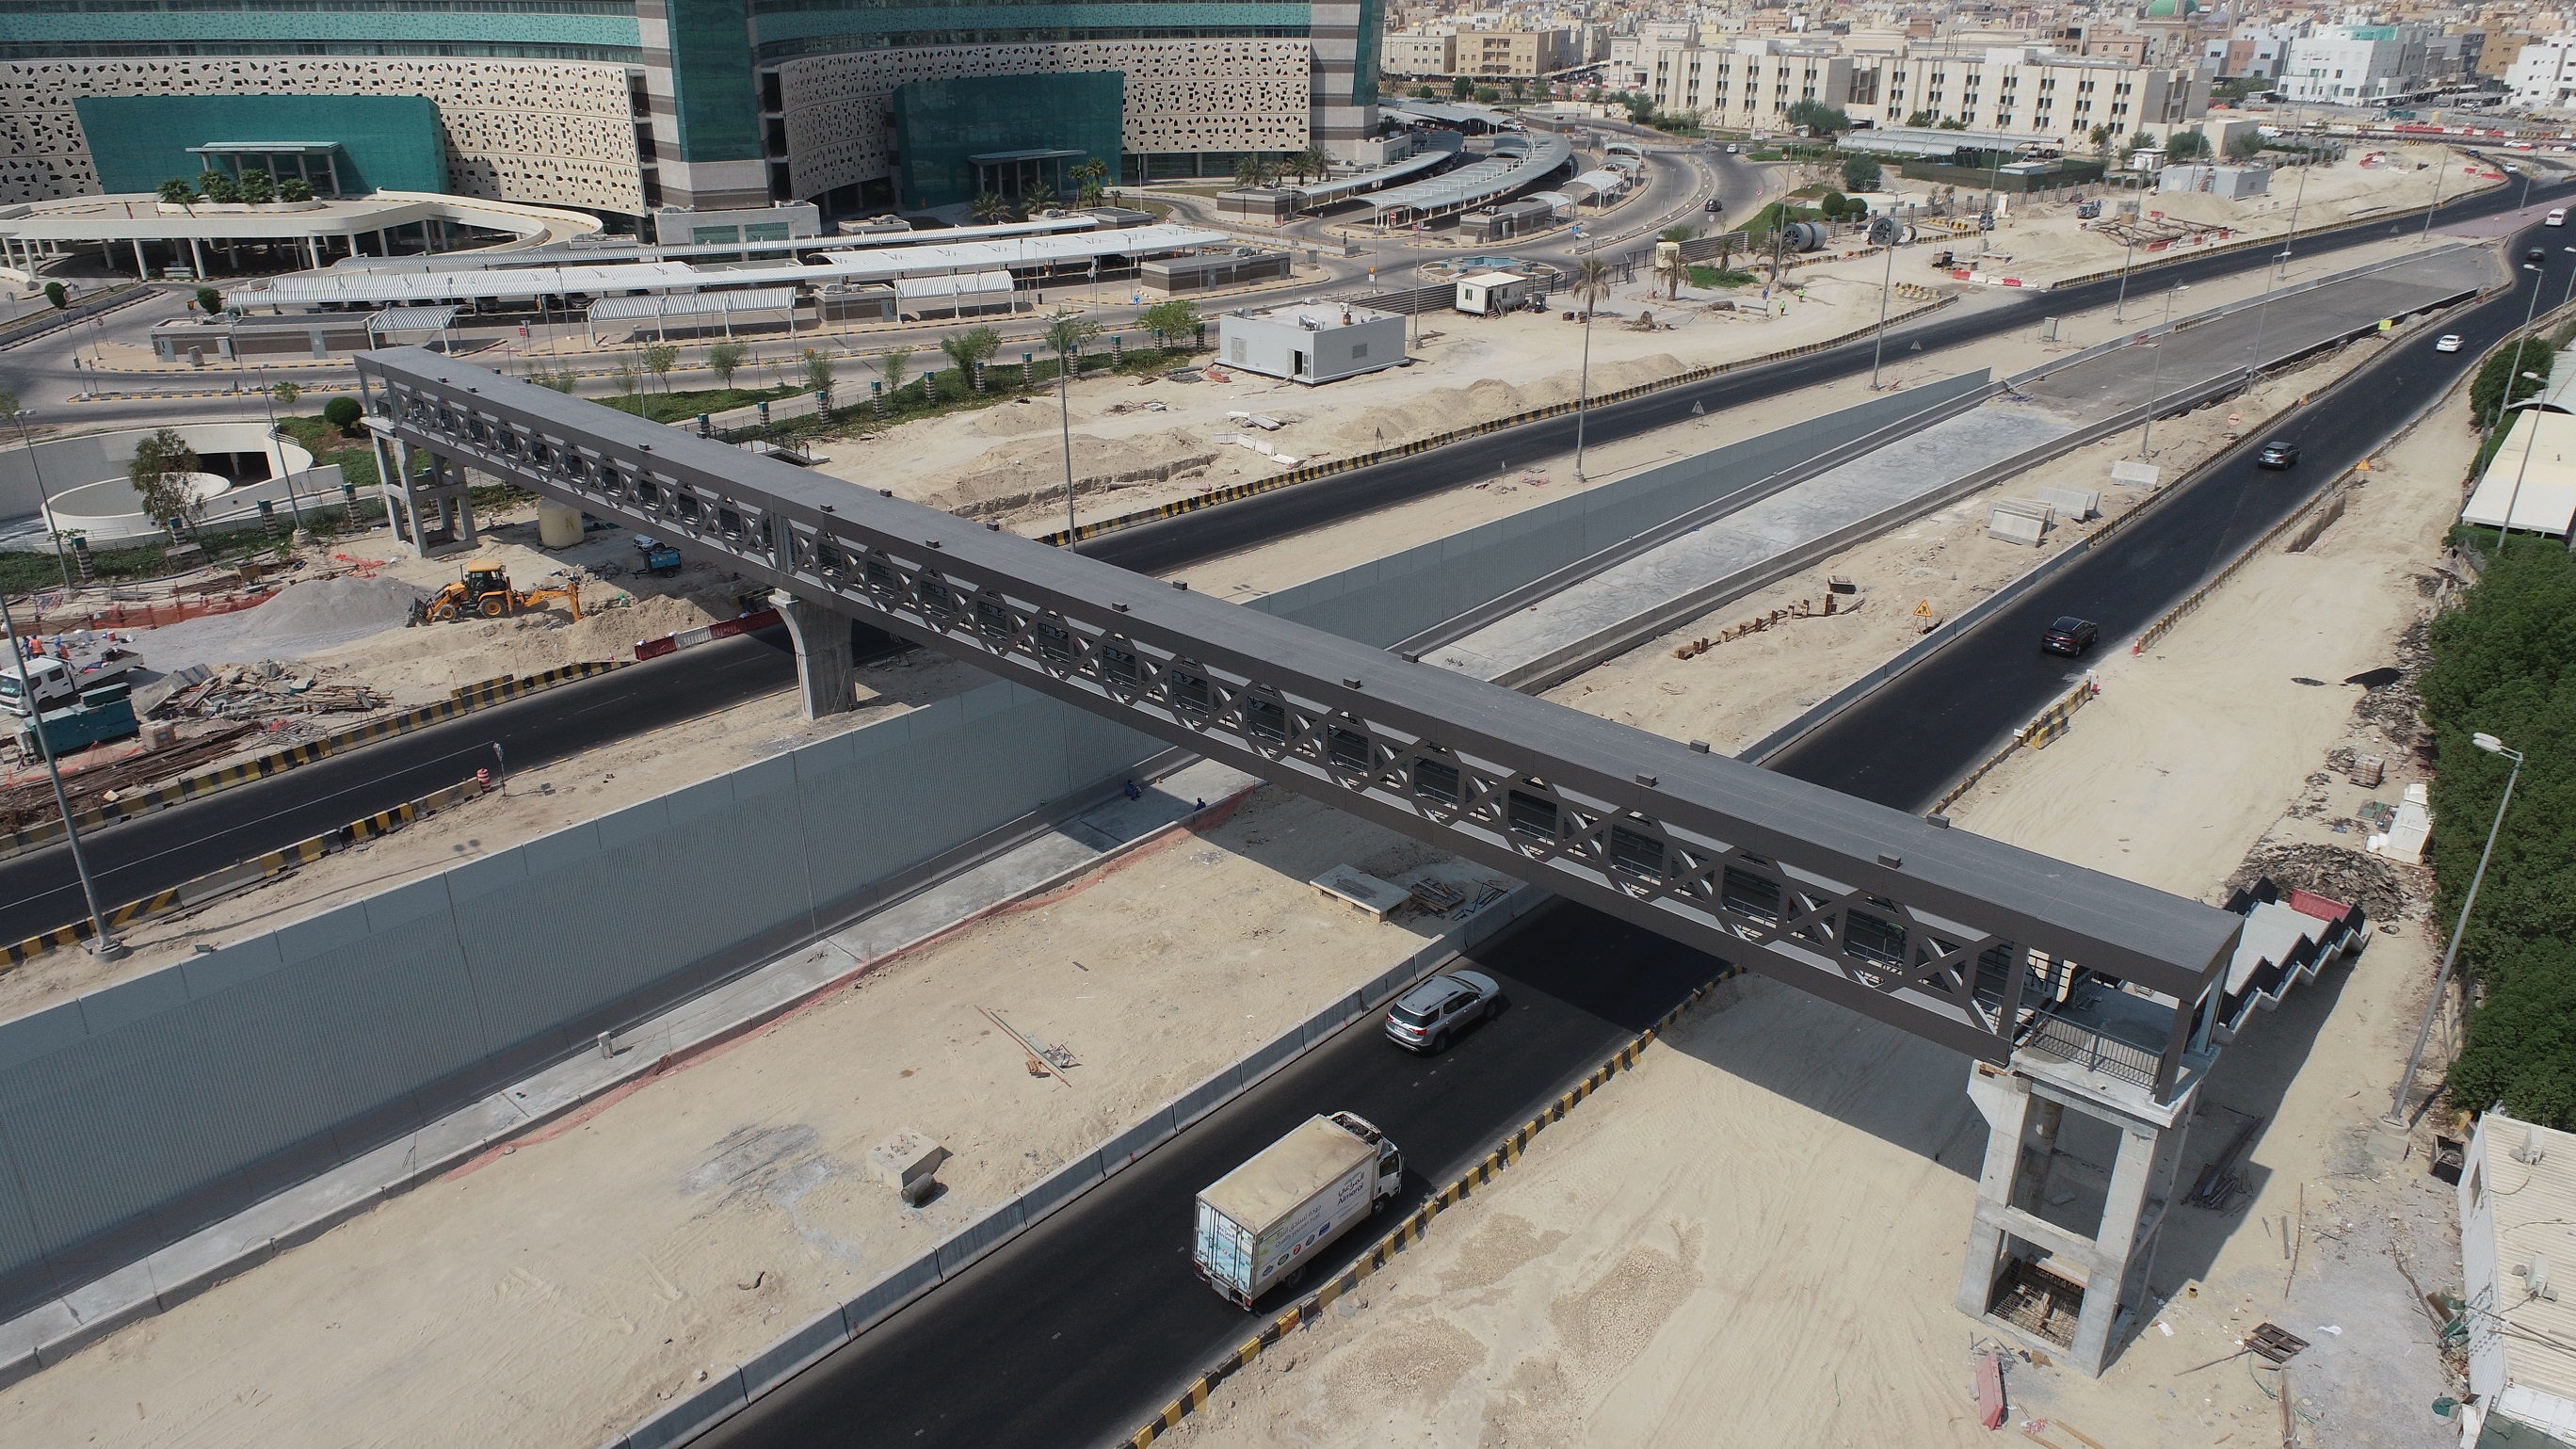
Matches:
[[1989, 497, 2055, 524], [2110, 459, 2160, 488], [866, 1128, 949, 1205], [0, 1296, 77, 1386], [1988, 509, 2048, 547], [41, 1261, 160, 1364], [2036, 485, 2101, 521], [1312, 865, 1411, 920], [738, 1304, 848, 1400]]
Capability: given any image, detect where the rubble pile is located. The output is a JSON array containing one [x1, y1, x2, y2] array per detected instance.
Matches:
[[2225, 840, 2417, 925]]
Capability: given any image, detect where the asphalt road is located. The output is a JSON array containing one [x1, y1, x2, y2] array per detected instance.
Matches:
[[697, 904, 1718, 1449], [1765, 213, 2559, 812], [6, 180, 2557, 942], [0, 627, 797, 942], [1086, 174, 2576, 576], [695, 208, 2571, 1449]]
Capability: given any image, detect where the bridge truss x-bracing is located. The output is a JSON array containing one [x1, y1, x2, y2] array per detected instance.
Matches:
[[355, 347, 2243, 1100]]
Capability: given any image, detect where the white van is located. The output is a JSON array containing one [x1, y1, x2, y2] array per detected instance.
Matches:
[[2549, 208, 2567, 227]]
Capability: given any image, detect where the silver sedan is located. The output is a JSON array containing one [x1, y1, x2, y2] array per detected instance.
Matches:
[[1383, 970, 1502, 1055]]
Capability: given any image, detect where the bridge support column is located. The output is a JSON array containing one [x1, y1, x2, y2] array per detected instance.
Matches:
[[1955, 1058, 2198, 1377], [374, 440, 478, 558], [772, 589, 855, 720]]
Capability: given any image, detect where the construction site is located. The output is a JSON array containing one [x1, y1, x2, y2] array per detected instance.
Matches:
[[0, 134, 2565, 1449]]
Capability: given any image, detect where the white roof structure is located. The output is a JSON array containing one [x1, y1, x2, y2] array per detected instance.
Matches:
[[2463, 408, 2576, 537], [1842, 124, 2053, 157], [1562, 169, 1631, 203], [2460, 1112, 2576, 1446], [243, 225, 1228, 309], [892, 271, 1012, 304], [367, 215, 1101, 272], [1360, 133, 1573, 219], [588, 288, 798, 321], [1293, 132, 1466, 207], [365, 306, 459, 336]]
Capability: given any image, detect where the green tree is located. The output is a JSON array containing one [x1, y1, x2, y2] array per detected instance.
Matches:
[[2121, 129, 2156, 159], [2416, 541, 2576, 1127], [197, 169, 238, 204], [1451, 75, 1474, 100], [1473, 86, 1503, 104], [1136, 298, 1200, 351], [1507, 77, 1526, 102], [1622, 92, 1656, 126], [323, 395, 362, 429], [2473, 335, 2554, 426], [707, 340, 748, 390], [611, 357, 641, 405], [194, 285, 222, 315], [2165, 128, 2213, 161], [1287, 146, 1330, 185], [642, 342, 680, 395], [155, 179, 197, 209], [939, 325, 1001, 394], [1940, 117, 1969, 131], [1783, 99, 1851, 136], [1071, 156, 1111, 207], [2088, 123, 2114, 156], [1841, 153, 1883, 191], [877, 344, 915, 402], [2226, 130, 2266, 163], [42, 282, 66, 311], [1232, 153, 1275, 188], [128, 427, 201, 529], [1412, 84, 1436, 100], [236, 169, 275, 205], [271, 379, 300, 414], [800, 347, 835, 401], [970, 191, 1007, 225], [1022, 181, 1056, 214], [279, 177, 314, 203], [1820, 190, 1851, 219], [1906, 109, 1936, 127]]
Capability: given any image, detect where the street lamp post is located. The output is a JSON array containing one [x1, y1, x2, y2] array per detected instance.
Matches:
[[2112, 233, 2137, 324], [2479, 263, 2550, 444], [3, 404, 72, 595], [1869, 225, 1898, 390], [2277, 154, 2310, 280], [2387, 733, 2522, 1125], [2418, 146, 2448, 244], [0, 587, 123, 959], [2496, 369, 2546, 552], [2137, 282, 2188, 457]]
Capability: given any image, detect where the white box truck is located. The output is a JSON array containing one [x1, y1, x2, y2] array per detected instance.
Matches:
[[1193, 1111, 1402, 1308]]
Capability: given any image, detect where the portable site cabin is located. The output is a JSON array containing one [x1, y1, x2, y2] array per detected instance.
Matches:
[[1456, 269, 1537, 315], [1216, 302, 1406, 384]]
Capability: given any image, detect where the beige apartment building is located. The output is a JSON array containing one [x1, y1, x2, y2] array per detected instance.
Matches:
[[1382, 24, 1590, 78], [1384, 31, 1458, 74], [1643, 37, 2207, 146]]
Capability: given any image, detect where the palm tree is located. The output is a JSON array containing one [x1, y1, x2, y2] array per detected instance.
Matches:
[[1659, 224, 1698, 298], [1071, 157, 1111, 208], [1572, 255, 1610, 479], [155, 179, 197, 212], [1232, 152, 1275, 189], [940, 325, 1001, 394], [1287, 146, 1330, 185], [1022, 181, 1056, 216], [970, 191, 1007, 225], [1042, 311, 1101, 544]]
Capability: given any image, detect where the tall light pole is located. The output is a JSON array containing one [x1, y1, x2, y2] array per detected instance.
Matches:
[[0, 397, 72, 595], [1572, 223, 1602, 482], [1869, 220, 1899, 390], [2277, 153, 2310, 280], [2137, 282, 2188, 457], [2387, 732, 2521, 1125], [2495, 369, 2546, 551], [0, 588, 123, 959], [2480, 261, 2550, 443], [2418, 145, 2449, 244], [2112, 232, 2137, 324]]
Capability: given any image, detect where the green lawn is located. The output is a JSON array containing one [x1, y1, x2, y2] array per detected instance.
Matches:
[[594, 383, 800, 425]]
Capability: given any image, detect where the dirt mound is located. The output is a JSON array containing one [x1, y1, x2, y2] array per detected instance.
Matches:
[[302, 588, 726, 702], [930, 427, 1221, 518], [133, 575, 432, 675], [1326, 354, 1688, 450]]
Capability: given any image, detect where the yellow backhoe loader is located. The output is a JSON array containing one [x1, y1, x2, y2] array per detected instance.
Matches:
[[409, 560, 583, 626]]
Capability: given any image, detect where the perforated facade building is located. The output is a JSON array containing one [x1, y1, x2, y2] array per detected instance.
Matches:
[[0, 0, 1379, 216]]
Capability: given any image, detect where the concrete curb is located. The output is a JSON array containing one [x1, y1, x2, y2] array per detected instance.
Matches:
[[0, 659, 628, 865], [1126, 970, 1733, 1447], [597, 881, 1558, 1449]]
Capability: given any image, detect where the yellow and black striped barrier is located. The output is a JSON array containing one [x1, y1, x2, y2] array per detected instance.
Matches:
[[1128, 970, 1734, 1448], [0, 775, 489, 973], [0, 660, 628, 863], [1045, 296, 1961, 551], [1929, 674, 2101, 817]]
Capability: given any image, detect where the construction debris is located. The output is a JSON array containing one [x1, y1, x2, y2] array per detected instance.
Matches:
[[1672, 593, 1861, 658], [2223, 841, 2412, 925]]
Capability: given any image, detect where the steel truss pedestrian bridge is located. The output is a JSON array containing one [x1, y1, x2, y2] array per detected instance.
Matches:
[[354, 347, 2243, 1102]]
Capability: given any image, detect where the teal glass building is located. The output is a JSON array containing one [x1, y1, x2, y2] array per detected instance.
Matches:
[[0, 0, 1383, 217]]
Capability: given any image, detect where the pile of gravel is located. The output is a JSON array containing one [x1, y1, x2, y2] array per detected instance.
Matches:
[[131, 575, 430, 674]]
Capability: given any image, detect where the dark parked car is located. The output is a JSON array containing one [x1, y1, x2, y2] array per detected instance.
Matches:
[[2256, 440, 2300, 469], [2529, 247, 2550, 266], [2041, 617, 2099, 655], [1384, 970, 1501, 1054]]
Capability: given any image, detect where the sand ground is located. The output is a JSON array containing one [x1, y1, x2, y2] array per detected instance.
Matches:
[[1160, 336, 2483, 1449], [1178, 227, 2453, 604], [0, 787, 1516, 1449]]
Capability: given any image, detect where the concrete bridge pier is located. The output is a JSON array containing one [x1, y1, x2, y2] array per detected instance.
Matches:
[[1955, 1056, 2198, 1377], [772, 589, 856, 720]]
